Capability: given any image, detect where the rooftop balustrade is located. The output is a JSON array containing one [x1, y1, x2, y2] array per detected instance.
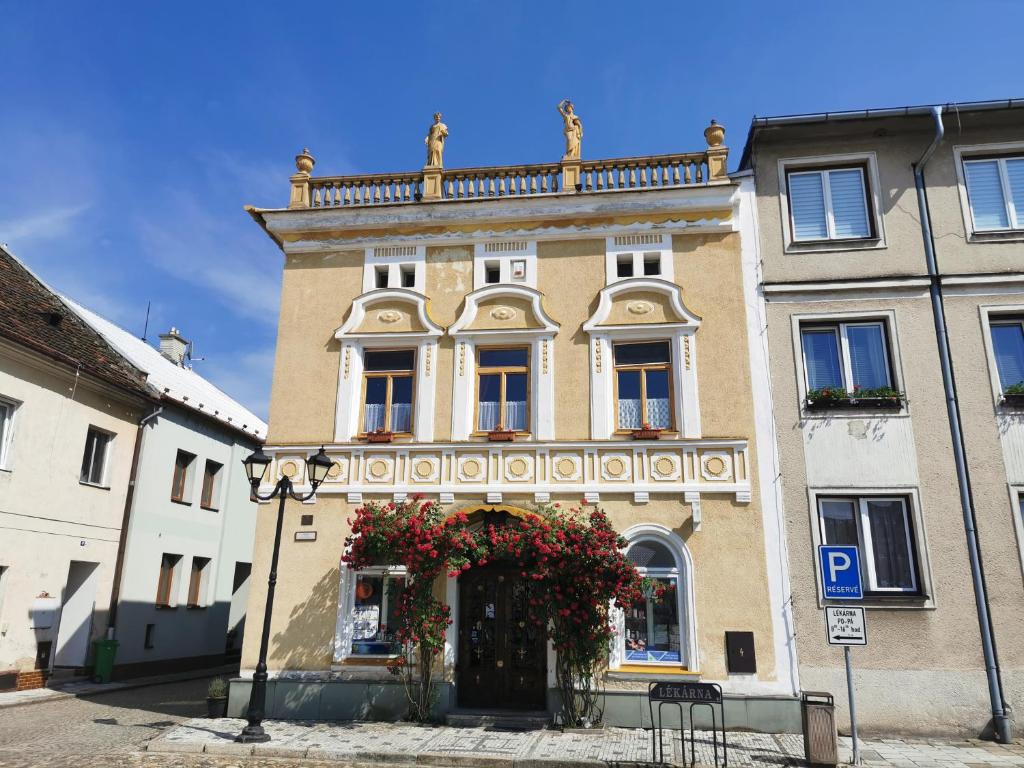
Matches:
[[286, 120, 729, 209]]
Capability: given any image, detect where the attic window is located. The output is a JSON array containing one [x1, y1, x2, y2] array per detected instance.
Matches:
[[41, 311, 61, 326]]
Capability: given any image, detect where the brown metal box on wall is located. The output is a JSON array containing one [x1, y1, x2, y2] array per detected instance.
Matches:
[[725, 631, 756, 674]]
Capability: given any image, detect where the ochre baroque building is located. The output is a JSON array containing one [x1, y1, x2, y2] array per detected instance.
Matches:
[[236, 116, 798, 728]]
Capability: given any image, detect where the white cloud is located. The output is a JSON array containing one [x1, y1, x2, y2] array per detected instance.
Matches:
[[0, 204, 91, 245], [137, 193, 281, 326]]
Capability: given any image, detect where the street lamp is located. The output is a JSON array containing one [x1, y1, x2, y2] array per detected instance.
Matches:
[[235, 445, 332, 743]]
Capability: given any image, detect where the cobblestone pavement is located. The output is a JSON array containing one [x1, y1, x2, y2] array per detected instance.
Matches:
[[3, 685, 1024, 768], [147, 717, 1024, 768], [0, 677, 207, 768]]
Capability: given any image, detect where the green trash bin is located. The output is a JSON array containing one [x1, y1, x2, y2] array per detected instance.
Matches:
[[92, 639, 118, 683]]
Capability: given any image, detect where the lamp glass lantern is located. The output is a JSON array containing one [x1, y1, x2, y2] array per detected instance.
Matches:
[[306, 446, 333, 488], [242, 447, 272, 487]]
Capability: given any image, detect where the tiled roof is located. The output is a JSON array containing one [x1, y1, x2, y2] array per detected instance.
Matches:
[[66, 299, 267, 441], [0, 246, 151, 399]]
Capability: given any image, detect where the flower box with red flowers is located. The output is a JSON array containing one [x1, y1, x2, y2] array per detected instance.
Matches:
[[486, 427, 516, 442], [805, 386, 904, 411], [630, 423, 662, 440], [366, 430, 394, 443]]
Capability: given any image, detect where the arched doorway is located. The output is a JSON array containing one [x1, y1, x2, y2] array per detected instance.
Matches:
[[454, 507, 548, 711]]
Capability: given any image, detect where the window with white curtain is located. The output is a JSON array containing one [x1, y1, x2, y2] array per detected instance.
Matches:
[[476, 347, 529, 432], [801, 321, 894, 394], [990, 317, 1024, 393], [787, 167, 872, 241], [614, 341, 673, 431], [818, 496, 919, 594], [963, 156, 1024, 232], [361, 349, 415, 434]]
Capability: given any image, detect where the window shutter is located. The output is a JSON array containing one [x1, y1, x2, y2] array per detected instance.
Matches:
[[789, 173, 829, 240], [802, 330, 843, 390], [1005, 158, 1024, 228], [828, 169, 870, 238], [965, 160, 1009, 230]]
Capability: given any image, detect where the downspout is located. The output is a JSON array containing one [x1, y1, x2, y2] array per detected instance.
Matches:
[[914, 106, 1012, 743], [106, 405, 163, 634]]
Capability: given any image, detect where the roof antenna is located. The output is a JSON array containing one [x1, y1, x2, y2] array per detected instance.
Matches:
[[141, 301, 151, 342]]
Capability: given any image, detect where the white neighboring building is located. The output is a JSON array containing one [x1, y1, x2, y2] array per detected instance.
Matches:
[[0, 246, 152, 693], [68, 302, 267, 677]]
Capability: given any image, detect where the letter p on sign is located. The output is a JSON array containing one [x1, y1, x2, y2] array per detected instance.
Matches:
[[819, 545, 862, 600]]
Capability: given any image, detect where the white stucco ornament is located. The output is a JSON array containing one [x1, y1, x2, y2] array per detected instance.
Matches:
[[626, 300, 654, 315], [377, 310, 402, 323], [489, 306, 517, 321]]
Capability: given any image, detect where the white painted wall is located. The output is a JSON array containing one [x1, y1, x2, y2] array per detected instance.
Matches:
[[112, 406, 258, 668], [0, 348, 141, 674]]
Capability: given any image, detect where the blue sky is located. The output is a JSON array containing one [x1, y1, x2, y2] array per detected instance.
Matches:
[[2, 1, 1021, 420]]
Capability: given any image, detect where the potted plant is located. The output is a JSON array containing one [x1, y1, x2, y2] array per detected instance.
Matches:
[[806, 386, 904, 410], [487, 424, 516, 442], [206, 676, 228, 718], [630, 422, 661, 440], [1002, 382, 1024, 407], [366, 428, 394, 443]]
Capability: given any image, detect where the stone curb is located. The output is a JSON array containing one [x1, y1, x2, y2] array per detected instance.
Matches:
[[146, 740, 639, 767]]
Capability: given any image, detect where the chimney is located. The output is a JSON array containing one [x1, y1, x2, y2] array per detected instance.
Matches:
[[158, 327, 189, 366]]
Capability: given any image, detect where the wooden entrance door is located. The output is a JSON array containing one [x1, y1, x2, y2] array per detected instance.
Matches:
[[457, 564, 547, 710]]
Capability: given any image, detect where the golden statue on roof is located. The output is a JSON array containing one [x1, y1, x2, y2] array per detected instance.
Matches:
[[425, 112, 449, 168], [557, 99, 583, 161]]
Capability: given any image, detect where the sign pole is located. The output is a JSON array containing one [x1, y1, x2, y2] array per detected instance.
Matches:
[[844, 645, 860, 767]]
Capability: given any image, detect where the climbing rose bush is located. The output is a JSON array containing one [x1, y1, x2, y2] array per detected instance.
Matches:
[[342, 496, 644, 725]]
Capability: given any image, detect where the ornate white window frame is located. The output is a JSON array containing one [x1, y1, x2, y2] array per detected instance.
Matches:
[[609, 524, 698, 673], [333, 562, 408, 667], [362, 245, 426, 293], [583, 278, 702, 439], [473, 240, 537, 289], [605, 233, 674, 285], [334, 289, 444, 442], [449, 284, 559, 441]]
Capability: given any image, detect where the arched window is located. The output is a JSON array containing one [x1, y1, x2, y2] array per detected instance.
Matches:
[[617, 526, 694, 670]]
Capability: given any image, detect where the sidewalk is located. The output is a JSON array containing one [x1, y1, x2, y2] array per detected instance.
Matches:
[[0, 663, 236, 710], [147, 717, 1024, 767]]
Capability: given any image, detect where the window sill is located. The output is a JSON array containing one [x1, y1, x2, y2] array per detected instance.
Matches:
[[185, 604, 207, 611], [79, 481, 110, 491], [170, 498, 193, 507], [608, 666, 700, 681], [804, 398, 904, 413], [200, 505, 219, 512], [784, 237, 884, 255], [967, 229, 1024, 244], [1000, 394, 1024, 408], [823, 594, 930, 609], [154, 604, 177, 611], [341, 655, 400, 666]]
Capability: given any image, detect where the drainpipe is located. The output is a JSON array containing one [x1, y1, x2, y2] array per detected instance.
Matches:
[[914, 106, 1012, 743], [106, 405, 163, 634]]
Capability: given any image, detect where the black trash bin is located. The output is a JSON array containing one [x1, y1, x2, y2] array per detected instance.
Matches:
[[801, 691, 838, 766]]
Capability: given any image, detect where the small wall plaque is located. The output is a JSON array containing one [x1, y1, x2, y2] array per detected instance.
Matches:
[[294, 531, 317, 542], [300, 514, 314, 526], [725, 631, 756, 674]]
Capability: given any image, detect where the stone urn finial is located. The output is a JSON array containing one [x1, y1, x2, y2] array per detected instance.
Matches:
[[704, 120, 725, 148], [295, 148, 315, 175]]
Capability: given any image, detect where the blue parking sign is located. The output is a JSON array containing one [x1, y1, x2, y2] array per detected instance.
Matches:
[[818, 545, 862, 600]]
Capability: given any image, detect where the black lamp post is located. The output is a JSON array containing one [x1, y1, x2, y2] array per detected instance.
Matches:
[[235, 445, 333, 743]]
